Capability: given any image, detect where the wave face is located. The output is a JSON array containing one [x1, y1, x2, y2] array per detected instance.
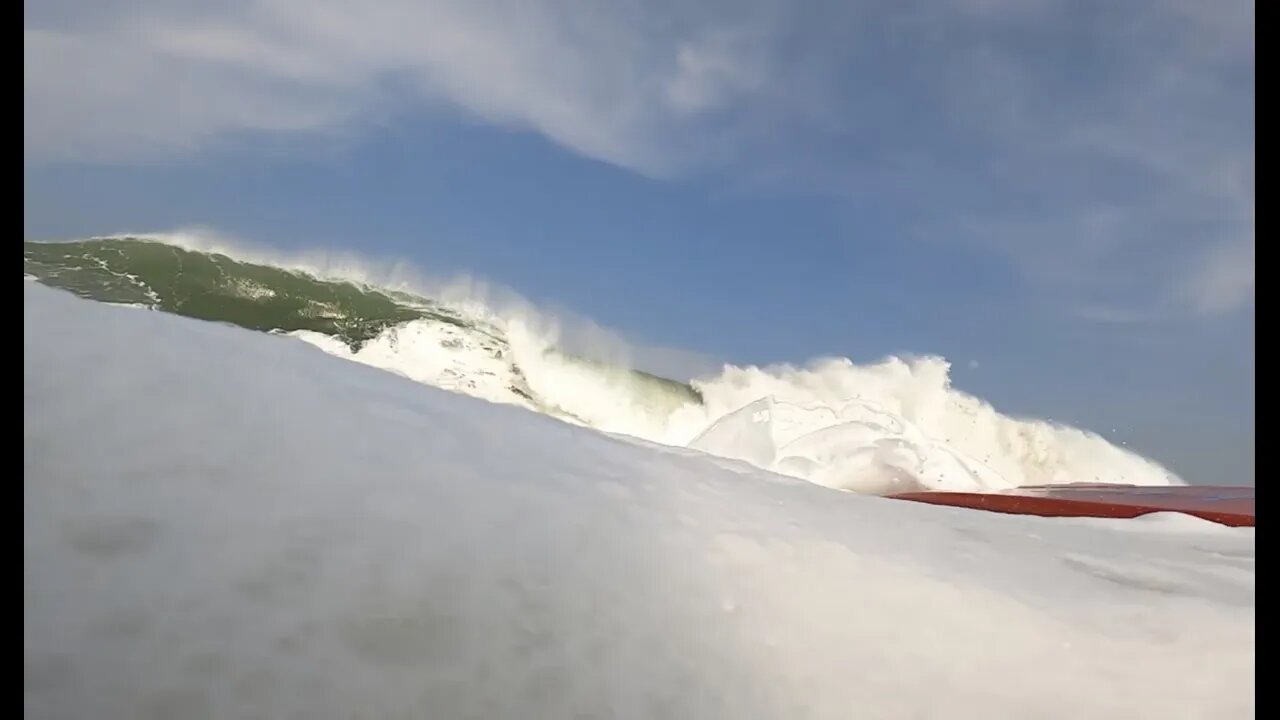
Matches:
[[24, 235, 1183, 492]]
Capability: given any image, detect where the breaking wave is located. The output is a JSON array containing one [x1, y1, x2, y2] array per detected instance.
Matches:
[[24, 233, 1182, 493]]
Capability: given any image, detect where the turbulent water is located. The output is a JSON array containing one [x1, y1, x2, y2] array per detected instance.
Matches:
[[24, 235, 1183, 493]]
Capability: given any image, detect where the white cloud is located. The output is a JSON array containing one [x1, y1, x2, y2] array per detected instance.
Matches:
[[24, 0, 1253, 317], [24, 26, 355, 162], [24, 0, 777, 174]]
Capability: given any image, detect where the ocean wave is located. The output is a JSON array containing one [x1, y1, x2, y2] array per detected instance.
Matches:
[[24, 235, 1182, 492]]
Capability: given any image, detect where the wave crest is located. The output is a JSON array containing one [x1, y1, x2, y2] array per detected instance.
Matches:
[[25, 233, 1183, 492]]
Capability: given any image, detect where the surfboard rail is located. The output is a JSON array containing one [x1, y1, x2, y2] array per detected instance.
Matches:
[[888, 484, 1254, 527]]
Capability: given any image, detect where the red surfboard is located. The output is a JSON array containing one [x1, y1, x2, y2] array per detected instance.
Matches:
[[888, 484, 1254, 527]]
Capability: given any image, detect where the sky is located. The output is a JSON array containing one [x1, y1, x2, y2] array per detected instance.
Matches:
[[23, 0, 1253, 485]]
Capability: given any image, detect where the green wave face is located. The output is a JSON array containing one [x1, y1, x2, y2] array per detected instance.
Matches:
[[24, 238, 470, 350], [24, 237, 704, 409]]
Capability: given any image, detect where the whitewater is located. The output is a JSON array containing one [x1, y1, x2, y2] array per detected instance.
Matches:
[[23, 282, 1254, 718], [24, 233, 1181, 494]]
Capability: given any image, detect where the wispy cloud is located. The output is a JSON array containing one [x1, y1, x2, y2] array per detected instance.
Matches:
[[24, 0, 779, 175], [24, 0, 1253, 316]]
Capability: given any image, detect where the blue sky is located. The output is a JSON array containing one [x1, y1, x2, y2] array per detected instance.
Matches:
[[24, 0, 1253, 484]]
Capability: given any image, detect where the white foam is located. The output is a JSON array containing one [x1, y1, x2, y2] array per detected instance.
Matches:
[[672, 358, 1182, 492], [23, 283, 1254, 718], [290, 320, 531, 409], [298, 313, 1182, 493], [293, 298, 1182, 493]]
